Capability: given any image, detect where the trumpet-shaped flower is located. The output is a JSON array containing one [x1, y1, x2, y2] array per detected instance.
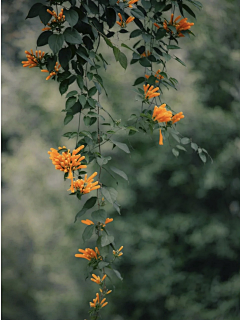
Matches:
[[152, 104, 172, 123], [41, 61, 61, 80], [145, 69, 164, 83], [128, 0, 139, 8], [113, 246, 123, 257], [143, 84, 160, 100], [116, 13, 135, 27], [48, 145, 86, 192], [163, 13, 194, 37], [172, 112, 184, 124], [71, 172, 100, 194], [89, 293, 108, 309], [91, 274, 107, 285], [75, 247, 102, 261], [43, 8, 65, 31], [22, 49, 45, 68], [81, 218, 113, 226]]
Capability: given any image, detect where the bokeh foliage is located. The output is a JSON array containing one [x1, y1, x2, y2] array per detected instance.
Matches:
[[2, 0, 240, 319]]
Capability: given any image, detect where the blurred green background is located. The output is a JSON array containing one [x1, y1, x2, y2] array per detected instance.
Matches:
[[2, 0, 240, 319]]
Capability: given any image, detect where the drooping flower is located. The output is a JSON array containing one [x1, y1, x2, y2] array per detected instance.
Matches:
[[171, 112, 184, 124], [89, 293, 108, 309], [75, 247, 102, 261], [116, 13, 135, 27], [143, 84, 160, 100], [145, 69, 164, 83], [48, 145, 87, 192], [113, 246, 123, 257], [159, 129, 163, 145], [128, 0, 139, 8], [41, 61, 61, 80], [71, 172, 100, 194], [163, 13, 194, 37], [22, 50, 45, 68], [91, 274, 107, 285]]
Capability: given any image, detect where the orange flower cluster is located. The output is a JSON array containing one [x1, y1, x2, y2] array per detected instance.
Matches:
[[22, 50, 45, 68], [41, 62, 61, 80], [81, 218, 113, 227], [48, 145, 87, 192], [152, 104, 184, 145], [71, 172, 100, 194], [163, 14, 194, 37], [75, 247, 102, 261], [140, 50, 151, 58], [145, 69, 164, 83], [89, 293, 108, 309], [143, 84, 160, 100], [113, 246, 123, 257], [116, 13, 135, 27], [91, 274, 107, 285], [42, 8, 65, 31]]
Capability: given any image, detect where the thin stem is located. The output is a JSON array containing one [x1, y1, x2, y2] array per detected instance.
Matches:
[[75, 112, 81, 148]]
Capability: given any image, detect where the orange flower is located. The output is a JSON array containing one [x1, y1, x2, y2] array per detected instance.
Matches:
[[75, 247, 102, 261], [159, 129, 163, 145], [48, 145, 87, 192], [81, 218, 113, 227], [116, 13, 135, 27], [163, 13, 194, 37], [22, 49, 45, 68], [145, 69, 164, 83], [153, 22, 160, 29], [128, 0, 139, 8], [91, 274, 107, 285], [113, 246, 123, 257], [41, 61, 61, 80], [143, 84, 160, 100], [171, 112, 184, 124], [89, 293, 108, 309], [140, 50, 151, 58], [71, 172, 100, 194], [152, 104, 172, 123], [44, 8, 65, 31]]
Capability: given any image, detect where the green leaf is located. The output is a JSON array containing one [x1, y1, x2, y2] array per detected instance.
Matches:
[[199, 152, 207, 163], [174, 56, 186, 66], [74, 196, 98, 222], [113, 201, 121, 214], [139, 57, 151, 67], [133, 77, 145, 86], [66, 96, 77, 110], [88, 86, 97, 97], [191, 142, 198, 151], [98, 261, 109, 268], [79, 95, 86, 107], [105, 7, 116, 28], [110, 167, 128, 181], [59, 80, 69, 95], [113, 269, 123, 280], [176, 145, 187, 151], [111, 140, 130, 153], [141, 0, 151, 9], [103, 36, 114, 48], [119, 52, 128, 70], [113, 46, 120, 61], [91, 209, 107, 223], [48, 34, 64, 54], [80, 131, 92, 139], [82, 225, 95, 242], [131, 8, 145, 19], [171, 132, 180, 142], [181, 137, 190, 144], [101, 234, 114, 247], [37, 31, 52, 46], [26, 3, 43, 19], [156, 28, 167, 40], [162, 52, 171, 61], [59, 47, 72, 68], [66, 90, 78, 98], [77, 75, 84, 90], [142, 33, 151, 43], [64, 27, 82, 44], [182, 4, 196, 18], [101, 187, 118, 204], [167, 45, 181, 50], [97, 156, 111, 166], [64, 113, 73, 125], [172, 148, 179, 157], [39, 6, 52, 25], [76, 50, 94, 66], [130, 29, 142, 38], [64, 8, 78, 27]]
